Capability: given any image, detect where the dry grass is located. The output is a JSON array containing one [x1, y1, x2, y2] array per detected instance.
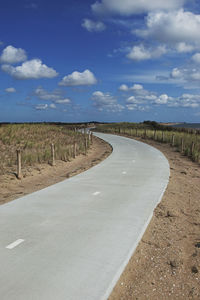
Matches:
[[96, 123, 200, 163], [0, 123, 91, 175]]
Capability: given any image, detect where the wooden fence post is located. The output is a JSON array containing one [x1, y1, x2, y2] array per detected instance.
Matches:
[[191, 141, 195, 156], [162, 131, 165, 142], [73, 142, 77, 158], [154, 130, 156, 140], [181, 138, 184, 153], [51, 143, 56, 166], [90, 132, 93, 144], [171, 134, 175, 146], [84, 137, 87, 155], [136, 128, 138, 137], [16, 149, 22, 179]]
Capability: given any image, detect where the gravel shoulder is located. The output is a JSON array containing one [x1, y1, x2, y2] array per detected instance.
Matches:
[[109, 136, 200, 300], [0, 136, 112, 205]]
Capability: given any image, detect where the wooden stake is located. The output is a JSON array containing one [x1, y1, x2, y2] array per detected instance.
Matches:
[[171, 134, 175, 146], [162, 131, 165, 142], [191, 141, 195, 156], [73, 142, 77, 158], [154, 130, 156, 140], [16, 149, 22, 179], [51, 143, 56, 166], [181, 138, 184, 153]]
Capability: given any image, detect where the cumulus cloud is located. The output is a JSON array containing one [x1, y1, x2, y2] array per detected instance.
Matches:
[[1, 59, 58, 79], [33, 87, 71, 105], [192, 53, 200, 64], [127, 44, 166, 61], [136, 10, 200, 46], [92, 90, 124, 112], [35, 104, 48, 110], [124, 84, 200, 110], [176, 42, 195, 53], [5, 87, 16, 93], [49, 103, 56, 109], [82, 19, 106, 32], [170, 66, 200, 82], [119, 84, 129, 91], [119, 83, 144, 92], [59, 69, 97, 86], [0, 45, 27, 64], [55, 99, 71, 104], [34, 87, 63, 101], [91, 0, 184, 16]]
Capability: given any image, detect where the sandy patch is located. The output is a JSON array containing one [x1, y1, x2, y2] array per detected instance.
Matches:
[[109, 136, 200, 300], [0, 136, 112, 205]]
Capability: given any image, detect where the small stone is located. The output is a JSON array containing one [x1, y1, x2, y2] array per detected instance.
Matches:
[[191, 266, 198, 274], [195, 242, 200, 248]]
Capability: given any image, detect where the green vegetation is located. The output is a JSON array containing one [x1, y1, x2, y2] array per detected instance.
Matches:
[[95, 122, 200, 163], [0, 123, 91, 175]]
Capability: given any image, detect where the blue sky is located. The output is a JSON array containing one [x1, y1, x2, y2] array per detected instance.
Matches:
[[0, 0, 200, 123]]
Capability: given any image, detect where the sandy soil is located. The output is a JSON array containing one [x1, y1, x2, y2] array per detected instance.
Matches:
[[0, 136, 112, 205], [109, 136, 200, 300]]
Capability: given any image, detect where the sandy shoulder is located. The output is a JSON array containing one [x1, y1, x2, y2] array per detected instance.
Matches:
[[109, 136, 200, 300], [0, 136, 112, 205]]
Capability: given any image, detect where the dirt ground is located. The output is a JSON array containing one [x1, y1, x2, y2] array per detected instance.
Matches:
[[0, 136, 112, 205], [109, 136, 200, 300]]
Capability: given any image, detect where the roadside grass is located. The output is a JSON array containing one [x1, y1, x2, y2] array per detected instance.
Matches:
[[0, 123, 90, 175], [95, 122, 200, 164]]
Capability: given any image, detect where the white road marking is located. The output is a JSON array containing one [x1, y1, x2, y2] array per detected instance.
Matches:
[[132, 160, 135, 163], [122, 171, 127, 175], [6, 239, 25, 250], [93, 191, 101, 196]]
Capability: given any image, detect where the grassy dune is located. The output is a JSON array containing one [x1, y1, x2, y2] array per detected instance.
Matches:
[[0, 123, 90, 175], [95, 122, 200, 163]]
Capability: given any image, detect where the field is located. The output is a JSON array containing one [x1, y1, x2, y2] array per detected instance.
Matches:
[[0, 123, 91, 176], [95, 122, 200, 164]]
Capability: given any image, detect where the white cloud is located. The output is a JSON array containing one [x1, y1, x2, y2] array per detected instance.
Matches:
[[92, 90, 124, 112], [0, 45, 27, 64], [34, 87, 63, 101], [127, 44, 166, 61], [1, 59, 58, 79], [124, 85, 200, 110], [192, 53, 200, 64], [49, 103, 56, 109], [55, 99, 71, 104], [35, 104, 48, 110], [170, 67, 183, 79], [130, 84, 143, 90], [119, 83, 144, 92], [5, 87, 16, 93], [33, 87, 71, 105], [176, 42, 194, 53], [82, 19, 106, 32], [119, 84, 129, 91], [59, 69, 97, 86], [170, 66, 200, 82], [91, 0, 184, 16], [137, 10, 200, 46]]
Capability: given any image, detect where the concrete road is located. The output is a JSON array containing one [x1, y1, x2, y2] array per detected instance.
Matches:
[[0, 133, 169, 300]]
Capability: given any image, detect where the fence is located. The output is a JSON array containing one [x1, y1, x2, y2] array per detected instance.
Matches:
[[0, 124, 93, 179], [96, 125, 200, 164]]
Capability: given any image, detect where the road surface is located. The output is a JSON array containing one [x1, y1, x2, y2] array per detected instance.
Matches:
[[0, 132, 169, 300]]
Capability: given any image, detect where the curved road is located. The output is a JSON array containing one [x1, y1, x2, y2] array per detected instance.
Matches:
[[0, 133, 169, 300]]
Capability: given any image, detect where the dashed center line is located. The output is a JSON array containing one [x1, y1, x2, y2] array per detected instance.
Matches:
[[6, 239, 25, 250], [93, 191, 101, 196], [122, 171, 127, 175], [132, 160, 136, 163]]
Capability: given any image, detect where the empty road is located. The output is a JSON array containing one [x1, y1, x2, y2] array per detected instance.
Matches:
[[0, 132, 169, 300]]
